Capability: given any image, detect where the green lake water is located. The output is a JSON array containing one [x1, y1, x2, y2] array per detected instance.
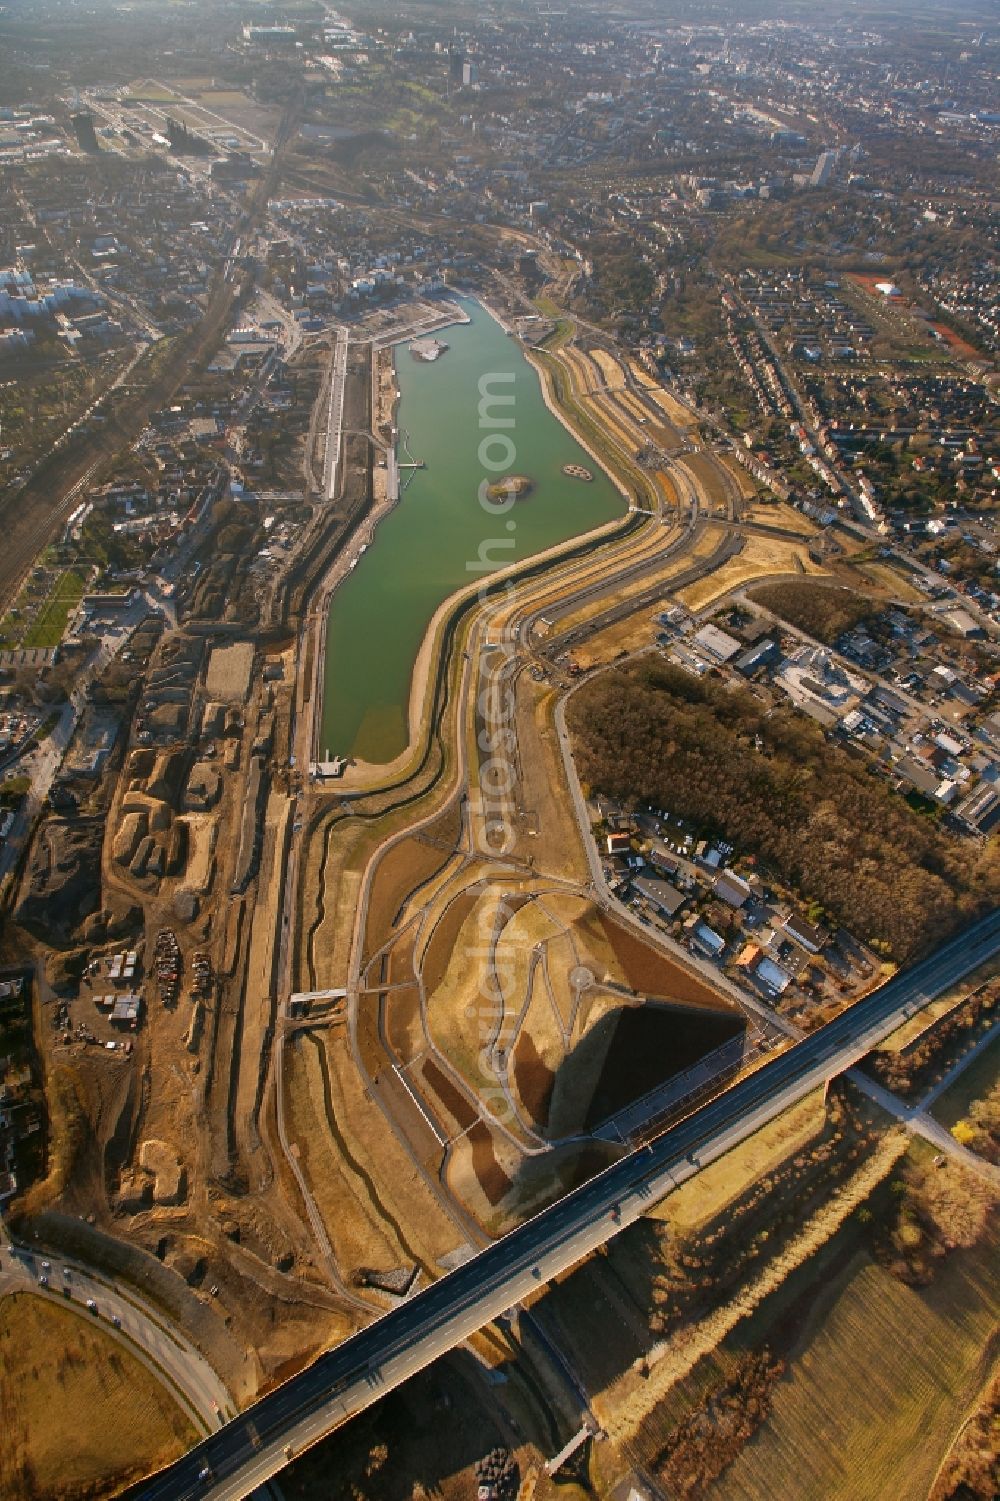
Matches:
[[319, 298, 624, 764]]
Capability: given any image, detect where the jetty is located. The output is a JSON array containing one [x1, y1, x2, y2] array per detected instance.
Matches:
[[397, 428, 426, 493]]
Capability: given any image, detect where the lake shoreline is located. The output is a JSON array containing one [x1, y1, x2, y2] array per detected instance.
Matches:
[[320, 295, 625, 766]]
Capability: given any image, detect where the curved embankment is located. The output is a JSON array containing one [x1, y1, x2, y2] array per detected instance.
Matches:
[[298, 508, 610, 979], [296, 322, 667, 992], [288, 321, 716, 1242]]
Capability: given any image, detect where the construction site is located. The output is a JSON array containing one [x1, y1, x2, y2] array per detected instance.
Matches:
[[4, 260, 997, 1501]]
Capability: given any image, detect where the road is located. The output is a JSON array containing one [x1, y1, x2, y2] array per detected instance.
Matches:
[[130, 909, 1000, 1501], [552, 672, 788, 1039], [0, 1230, 233, 1434], [849, 1069, 1000, 1187], [915, 1017, 1000, 1113], [321, 330, 348, 503]]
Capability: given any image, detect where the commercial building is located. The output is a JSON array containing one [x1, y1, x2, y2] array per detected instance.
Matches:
[[691, 623, 742, 665], [810, 150, 838, 188]]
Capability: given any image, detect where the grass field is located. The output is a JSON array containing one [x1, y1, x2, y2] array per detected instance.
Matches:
[[644, 1085, 825, 1233], [284, 1033, 406, 1275], [706, 1227, 1000, 1501], [124, 78, 180, 102], [1, 567, 88, 649], [23, 568, 87, 647], [850, 559, 926, 601], [679, 534, 831, 612], [718, 454, 762, 500], [574, 610, 658, 666], [590, 348, 626, 389], [750, 499, 818, 534], [878, 957, 1000, 1055], [0, 1292, 196, 1500]]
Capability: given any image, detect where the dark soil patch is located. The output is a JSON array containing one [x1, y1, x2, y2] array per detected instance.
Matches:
[[386, 931, 416, 987], [364, 806, 461, 962], [512, 1030, 555, 1130], [598, 913, 731, 1010], [469, 1122, 512, 1206], [384, 986, 422, 1064], [16, 818, 104, 945], [422, 890, 478, 996], [422, 1056, 476, 1130]]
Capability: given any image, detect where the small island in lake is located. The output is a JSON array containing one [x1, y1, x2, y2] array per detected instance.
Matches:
[[562, 463, 594, 482], [410, 337, 449, 362], [484, 474, 534, 502]]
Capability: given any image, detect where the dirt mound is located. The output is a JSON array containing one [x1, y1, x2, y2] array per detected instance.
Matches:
[[82, 904, 143, 946], [147, 702, 185, 737], [201, 702, 226, 738], [183, 762, 221, 811], [117, 1171, 153, 1214], [124, 793, 172, 833], [113, 810, 148, 867], [146, 750, 187, 806], [17, 819, 103, 944], [138, 1139, 187, 1205], [45, 947, 89, 993], [165, 820, 188, 876], [126, 748, 156, 781], [130, 833, 157, 879]]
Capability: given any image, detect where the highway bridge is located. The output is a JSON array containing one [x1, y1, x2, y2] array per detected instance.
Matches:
[[131, 909, 1000, 1501]]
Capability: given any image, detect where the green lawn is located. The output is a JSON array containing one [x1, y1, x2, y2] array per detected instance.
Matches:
[[21, 569, 88, 649]]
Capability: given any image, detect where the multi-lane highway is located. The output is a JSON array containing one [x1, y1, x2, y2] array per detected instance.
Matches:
[[0, 1231, 233, 1433], [131, 908, 1000, 1501]]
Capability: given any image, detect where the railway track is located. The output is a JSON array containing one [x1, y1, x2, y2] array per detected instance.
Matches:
[[0, 96, 302, 616]]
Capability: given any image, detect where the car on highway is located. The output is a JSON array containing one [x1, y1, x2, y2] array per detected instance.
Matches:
[[38, 1274, 48, 1287], [86, 1298, 98, 1314]]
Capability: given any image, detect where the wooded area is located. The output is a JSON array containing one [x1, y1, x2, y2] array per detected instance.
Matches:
[[569, 660, 999, 960], [749, 579, 878, 644]]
